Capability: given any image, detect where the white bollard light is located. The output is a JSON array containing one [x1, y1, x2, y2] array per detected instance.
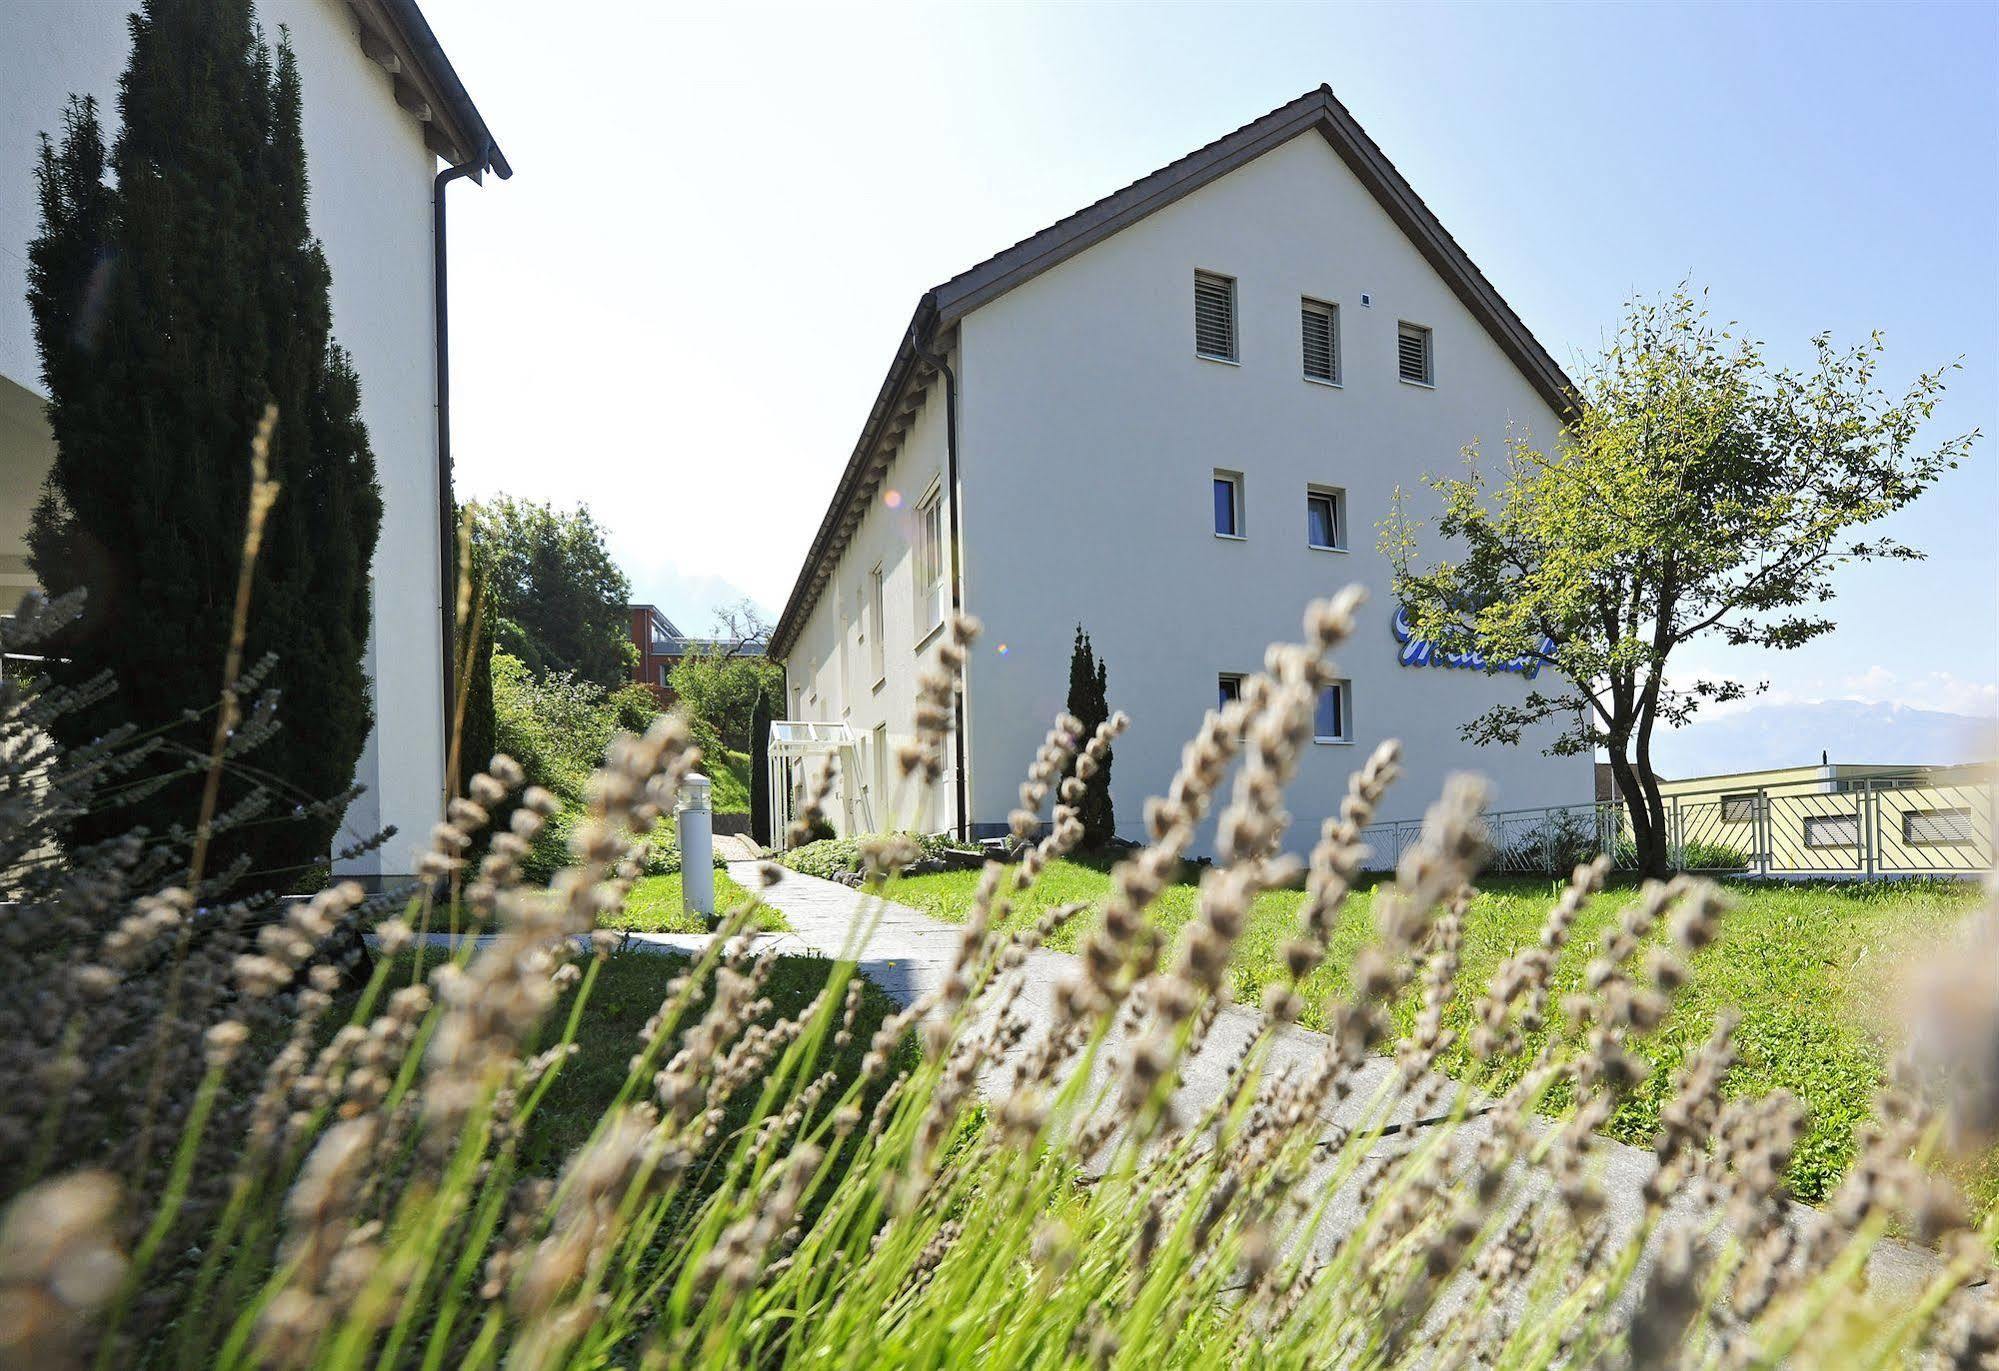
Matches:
[[678, 773, 715, 921]]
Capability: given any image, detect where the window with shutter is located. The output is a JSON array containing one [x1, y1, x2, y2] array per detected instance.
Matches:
[[1397, 322, 1433, 385], [1301, 299, 1338, 382], [1903, 807, 1975, 846], [1195, 271, 1237, 362]]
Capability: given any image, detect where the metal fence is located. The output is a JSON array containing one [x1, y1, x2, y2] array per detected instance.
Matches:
[[1360, 774, 1997, 880]]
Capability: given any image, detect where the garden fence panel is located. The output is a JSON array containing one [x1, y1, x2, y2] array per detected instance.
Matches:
[[1358, 775, 1994, 880]]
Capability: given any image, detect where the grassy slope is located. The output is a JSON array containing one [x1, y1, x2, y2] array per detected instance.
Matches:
[[608, 869, 787, 933], [885, 858, 1991, 1212], [708, 747, 752, 814]]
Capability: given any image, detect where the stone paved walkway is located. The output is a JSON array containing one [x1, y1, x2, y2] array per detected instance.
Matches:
[[728, 860, 1944, 1300]]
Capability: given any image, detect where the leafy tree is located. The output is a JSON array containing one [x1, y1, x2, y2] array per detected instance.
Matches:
[[1063, 626, 1116, 847], [474, 496, 635, 687], [1385, 288, 1972, 877], [26, 3, 382, 886], [668, 602, 780, 754]]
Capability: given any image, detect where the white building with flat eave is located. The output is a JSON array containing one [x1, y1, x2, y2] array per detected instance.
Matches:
[[0, 0, 506, 883], [768, 85, 1593, 851]]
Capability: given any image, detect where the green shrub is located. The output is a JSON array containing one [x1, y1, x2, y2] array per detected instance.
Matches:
[[1610, 834, 1749, 872], [1496, 808, 1603, 873], [778, 830, 968, 880], [493, 650, 641, 803]]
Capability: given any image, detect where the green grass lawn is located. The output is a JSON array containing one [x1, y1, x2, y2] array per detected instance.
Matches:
[[606, 868, 787, 934], [883, 857, 1991, 1213], [517, 948, 908, 1170], [360, 949, 906, 1174]]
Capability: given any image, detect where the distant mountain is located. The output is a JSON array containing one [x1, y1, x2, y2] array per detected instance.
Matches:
[[1648, 700, 1997, 780]]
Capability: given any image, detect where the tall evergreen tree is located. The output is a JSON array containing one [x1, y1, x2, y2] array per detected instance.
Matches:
[[455, 528, 497, 801], [1063, 626, 1116, 848], [27, 1, 382, 886], [748, 690, 772, 848]]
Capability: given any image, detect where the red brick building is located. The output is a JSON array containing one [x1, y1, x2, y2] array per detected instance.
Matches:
[[629, 604, 765, 702]]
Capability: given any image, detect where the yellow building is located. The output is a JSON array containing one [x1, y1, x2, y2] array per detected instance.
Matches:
[[1645, 761, 1994, 877]]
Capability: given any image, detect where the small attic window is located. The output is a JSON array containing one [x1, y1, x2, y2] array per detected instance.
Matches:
[[1301, 298, 1339, 383], [1195, 271, 1237, 362], [1397, 322, 1433, 386]]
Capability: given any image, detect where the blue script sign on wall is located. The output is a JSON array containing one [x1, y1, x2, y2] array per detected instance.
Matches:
[[1391, 606, 1553, 680]]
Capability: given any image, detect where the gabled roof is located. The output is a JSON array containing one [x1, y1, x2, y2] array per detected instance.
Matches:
[[769, 84, 1577, 659]]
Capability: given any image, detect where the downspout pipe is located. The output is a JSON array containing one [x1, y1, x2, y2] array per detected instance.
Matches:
[[432, 156, 484, 770], [910, 314, 969, 843]]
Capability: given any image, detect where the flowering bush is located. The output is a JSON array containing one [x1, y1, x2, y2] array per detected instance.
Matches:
[[3, 593, 1997, 1369]]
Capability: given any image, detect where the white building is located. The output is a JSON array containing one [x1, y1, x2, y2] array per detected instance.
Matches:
[[0, 0, 506, 882], [769, 86, 1592, 850]]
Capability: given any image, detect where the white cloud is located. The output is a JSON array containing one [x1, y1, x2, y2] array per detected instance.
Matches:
[[1667, 665, 1998, 722], [1820, 666, 1998, 718]]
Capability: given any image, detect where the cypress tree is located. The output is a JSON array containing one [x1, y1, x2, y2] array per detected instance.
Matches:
[[455, 534, 497, 801], [749, 690, 772, 848], [26, 1, 382, 888], [1064, 626, 1116, 848]]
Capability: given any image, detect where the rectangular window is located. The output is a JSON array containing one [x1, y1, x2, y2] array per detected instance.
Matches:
[[915, 482, 944, 640], [838, 598, 852, 712], [1803, 815, 1859, 849], [1306, 486, 1345, 550], [1194, 270, 1237, 362], [1903, 807, 1975, 846], [872, 722, 888, 813], [1315, 680, 1353, 742], [1217, 674, 1243, 709], [867, 563, 886, 684], [1301, 298, 1339, 383], [1213, 470, 1243, 538], [1397, 321, 1433, 385], [1720, 793, 1758, 823]]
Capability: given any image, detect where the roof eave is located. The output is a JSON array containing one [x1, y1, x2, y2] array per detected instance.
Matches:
[[348, 0, 510, 177], [768, 298, 939, 659]]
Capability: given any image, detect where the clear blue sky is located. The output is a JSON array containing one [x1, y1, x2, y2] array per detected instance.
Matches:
[[426, 0, 1997, 723]]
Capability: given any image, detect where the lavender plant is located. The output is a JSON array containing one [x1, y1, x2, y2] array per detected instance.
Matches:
[[2, 588, 1996, 1370]]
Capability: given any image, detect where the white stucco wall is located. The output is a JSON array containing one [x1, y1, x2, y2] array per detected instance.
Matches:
[[0, 0, 448, 879], [954, 129, 1592, 851], [782, 372, 961, 837]]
